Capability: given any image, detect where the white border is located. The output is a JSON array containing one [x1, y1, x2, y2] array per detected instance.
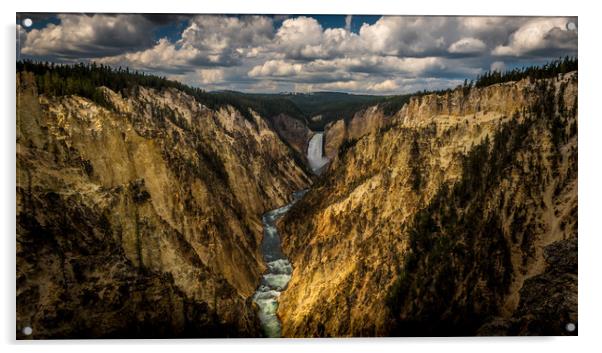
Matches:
[[3, 1, 601, 352], [9, 0, 581, 16]]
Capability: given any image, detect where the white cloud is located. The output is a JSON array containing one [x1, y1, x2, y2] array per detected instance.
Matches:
[[248, 56, 446, 82], [460, 17, 507, 32], [274, 16, 325, 59], [19, 14, 577, 94], [368, 79, 399, 92], [492, 18, 577, 56], [357, 16, 450, 56], [179, 15, 274, 55], [102, 38, 198, 68], [99, 15, 277, 71], [448, 37, 487, 54], [197, 69, 226, 84], [248, 60, 303, 77]]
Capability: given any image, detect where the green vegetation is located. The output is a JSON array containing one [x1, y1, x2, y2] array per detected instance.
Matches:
[[475, 57, 577, 88], [17, 60, 303, 124], [278, 92, 388, 130], [18, 58, 577, 134], [337, 137, 360, 158], [379, 94, 413, 117], [409, 136, 422, 191], [374, 57, 577, 121], [386, 71, 577, 335], [17, 61, 389, 130], [387, 119, 530, 335], [378, 88, 467, 118], [216, 91, 390, 130]]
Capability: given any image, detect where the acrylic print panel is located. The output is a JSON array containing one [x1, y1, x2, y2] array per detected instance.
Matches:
[[16, 13, 578, 339]]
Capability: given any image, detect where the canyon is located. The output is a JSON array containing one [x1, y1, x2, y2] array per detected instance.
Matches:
[[16, 70, 311, 338], [278, 72, 578, 336], [16, 65, 577, 338]]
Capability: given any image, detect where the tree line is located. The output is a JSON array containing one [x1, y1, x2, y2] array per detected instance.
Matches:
[[18, 58, 577, 124], [474, 57, 577, 88], [16, 60, 305, 124]]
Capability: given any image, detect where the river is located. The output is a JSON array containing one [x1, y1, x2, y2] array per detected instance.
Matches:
[[253, 131, 327, 337], [252, 190, 308, 338]]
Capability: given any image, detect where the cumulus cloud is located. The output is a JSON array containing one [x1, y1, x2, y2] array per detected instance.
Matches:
[[357, 16, 451, 56], [98, 38, 202, 72], [99, 15, 276, 72], [180, 15, 274, 56], [18, 14, 578, 94], [274, 16, 326, 59], [248, 56, 450, 84], [21, 14, 157, 58], [196, 69, 226, 84], [270, 16, 456, 61], [368, 79, 399, 92], [492, 18, 577, 56], [248, 60, 303, 77], [448, 37, 487, 54]]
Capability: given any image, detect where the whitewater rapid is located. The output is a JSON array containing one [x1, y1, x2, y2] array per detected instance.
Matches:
[[252, 190, 307, 338], [307, 132, 329, 174]]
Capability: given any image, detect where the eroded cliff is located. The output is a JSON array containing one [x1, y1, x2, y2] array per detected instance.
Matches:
[[278, 73, 577, 336], [267, 113, 313, 160], [323, 106, 392, 159], [16, 71, 311, 338]]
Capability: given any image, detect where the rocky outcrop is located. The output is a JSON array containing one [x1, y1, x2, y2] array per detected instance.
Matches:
[[266, 113, 312, 163], [323, 106, 392, 160], [278, 73, 577, 336], [323, 119, 346, 159], [478, 237, 578, 335], [16, 71, 311, 339]]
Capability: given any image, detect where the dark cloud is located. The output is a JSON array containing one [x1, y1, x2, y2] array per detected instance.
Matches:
[[140, 14, 194, 25], [19, 14, 163, 59]]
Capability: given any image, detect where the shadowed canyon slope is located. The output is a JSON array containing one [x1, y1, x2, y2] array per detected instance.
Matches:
[[16, 71, 311, 338], [278, 72, 578, 336]]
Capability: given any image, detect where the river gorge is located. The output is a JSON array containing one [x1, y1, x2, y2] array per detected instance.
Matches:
[[252, 190, 307, 337], [252, 129, 330, 337]]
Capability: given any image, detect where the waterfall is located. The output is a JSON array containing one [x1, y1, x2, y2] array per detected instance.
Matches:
[[307, 132, 329, 174]]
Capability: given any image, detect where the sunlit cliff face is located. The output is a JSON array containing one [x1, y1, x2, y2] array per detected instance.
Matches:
[[278, 72, 577, 337], [16, 71, 311, 338]]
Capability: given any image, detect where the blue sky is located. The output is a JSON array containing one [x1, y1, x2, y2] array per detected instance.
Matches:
[[17, 14, 577, 94]]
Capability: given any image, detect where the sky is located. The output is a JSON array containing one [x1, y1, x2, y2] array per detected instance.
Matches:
[[16, 14, 577, 95]]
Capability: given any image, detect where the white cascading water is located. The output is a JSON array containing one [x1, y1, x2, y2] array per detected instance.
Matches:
[[253, 133, 327, 337], [307, 132, 329, 174], [252, 190, 307, 338]]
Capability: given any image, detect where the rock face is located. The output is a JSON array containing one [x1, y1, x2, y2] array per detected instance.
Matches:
[[266, 113, 312, 161], [323, 106, 391, 159], [16, 72, 311, 339], [278, 73, 577, 336]]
